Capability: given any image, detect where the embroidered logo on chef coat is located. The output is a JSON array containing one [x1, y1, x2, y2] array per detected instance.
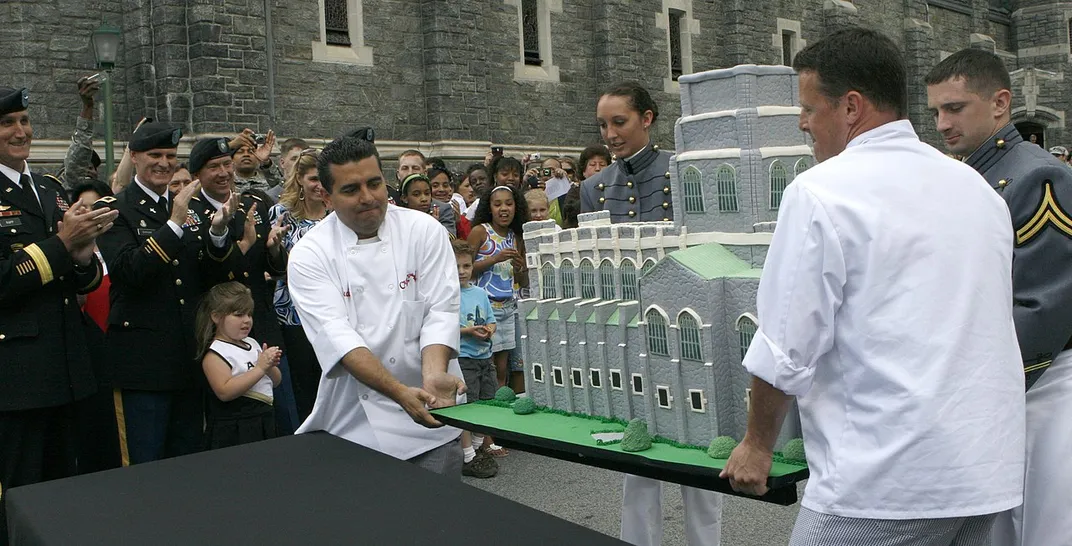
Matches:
[[399, 272, 418, 290]]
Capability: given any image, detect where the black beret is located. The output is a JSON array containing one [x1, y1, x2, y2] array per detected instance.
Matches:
[[346, 126, 375, 143], [189, 137, 233, 175], [129, 121, 182, 152], [0, 87, 29, 117]]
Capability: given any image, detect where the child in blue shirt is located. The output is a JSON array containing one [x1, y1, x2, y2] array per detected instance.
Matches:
[[453, 239, 499, 477]]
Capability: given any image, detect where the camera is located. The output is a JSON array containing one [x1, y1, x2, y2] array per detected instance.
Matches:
[[254, 133, 267, 145], [541, 168, 552, 177], [491, 146, 503, 157], [531, 152, 541, 161], [525, 174, 540, 188]]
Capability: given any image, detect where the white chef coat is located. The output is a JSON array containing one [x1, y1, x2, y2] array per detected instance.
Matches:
[[288, 204, 463, 460], [743, 120, 1025, 519]]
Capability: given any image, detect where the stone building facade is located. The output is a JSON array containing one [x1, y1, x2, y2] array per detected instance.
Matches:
[[3, 0, 1069, 163]]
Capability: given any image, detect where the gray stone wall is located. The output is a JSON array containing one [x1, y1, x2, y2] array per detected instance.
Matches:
[[4, 0, 1069, 153]]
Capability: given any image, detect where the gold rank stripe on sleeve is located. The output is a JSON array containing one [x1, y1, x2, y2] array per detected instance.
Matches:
[[145, 236, 172, 263], [1024, 360, 1052, 374], [1015, 182, 1072, 246], [22, 243, 53, 284], [15, 259, 35, 276]]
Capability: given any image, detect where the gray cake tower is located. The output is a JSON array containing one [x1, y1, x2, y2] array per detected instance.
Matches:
[[518, 65, 809, 448]]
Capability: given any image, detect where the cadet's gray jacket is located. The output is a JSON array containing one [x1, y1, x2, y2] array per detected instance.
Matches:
[[966, 123, 1072, 389], [580, 144, 674, 223]]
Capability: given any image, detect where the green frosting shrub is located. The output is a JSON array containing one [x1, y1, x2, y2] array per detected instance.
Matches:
[[621, 419, 652, 452], [513, 397, 536, 415], [494, 386, 517, 402], [707, 436, 738, 459], [782, 438, 806, 462]]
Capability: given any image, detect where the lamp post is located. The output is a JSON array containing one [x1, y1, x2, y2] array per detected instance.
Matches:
[[91, 24, 121, 183]]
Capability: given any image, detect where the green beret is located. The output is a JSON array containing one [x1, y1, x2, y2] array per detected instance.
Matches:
[[189, 137, 233, 175], [0, 87, 29, 117], [130, 121, 182, 152]]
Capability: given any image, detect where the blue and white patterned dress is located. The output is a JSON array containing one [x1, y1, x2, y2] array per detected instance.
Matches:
[[268, 203, 324, 326]]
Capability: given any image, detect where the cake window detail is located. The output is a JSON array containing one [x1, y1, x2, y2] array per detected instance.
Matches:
[[552, 366, 564, 386], [678, 312, 703, 361], [590, 369, 603, 388], [657, 385, 672, 408], [646, 308, 670, 356], [610, 369, 623, 390], [560, 260, 576, 299], [540, 263, 556, 299], [769, 160, 788, 210], [532, 363, 544, 383], [794, 157, 809, 177], [738, 316, 757, 361], [631, 373, 645, 395], [571, 368, 583, 388], [716, 165, 738, 212], [580, 259, 596, 299], [689, 389, 706, 412], [599, 259, 616, 300], [621, 261, 638, 301], [682, 166, 704, 213]]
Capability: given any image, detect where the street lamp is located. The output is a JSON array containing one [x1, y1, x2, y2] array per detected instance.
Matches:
[[91, 24, 121, 182]]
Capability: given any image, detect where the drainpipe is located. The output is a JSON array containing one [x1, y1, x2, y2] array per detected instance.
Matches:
[[264, 0, 277, 125]]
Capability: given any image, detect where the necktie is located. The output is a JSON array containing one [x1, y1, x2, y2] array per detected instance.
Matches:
[[19, 174, 41, 214]]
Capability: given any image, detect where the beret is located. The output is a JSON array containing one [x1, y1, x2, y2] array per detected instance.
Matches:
[[346, 126, 375, 143], [130, 121, 182, 152], [189, 137, 233, 175], [0, 87, 29, 117]]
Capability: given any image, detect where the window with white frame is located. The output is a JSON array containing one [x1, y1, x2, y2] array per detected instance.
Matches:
[[682, 165, 704, 213], [738, 317, 757, 361], [656, 385, 672, 409], [668, 9, 685, 81], [610, 369, 623, 390], [599, 260, 616, 300], [313, 0, 373, 66], [769, 160, 788, 210], [645, 308, 670, 356], [571, 368, 583, 388], [540, 263, 556, 299], [552, 366, 564, 386], [773, 18, 804, 67], [689, 389, 706, 412], [532, 363, 544, 382], [620, 261, 638, 301], [715, 165, 738, 212], [678, 312, 703, 361], [631, 373, 645, 395], [659, 0, 698, 93], [794, 158, 809, 177], [590, 369, 603, 388], [642, 259, 657, 275], [580, 260, 596, 299], [506, 0, 562, 82], [560, 260, 575, 298]]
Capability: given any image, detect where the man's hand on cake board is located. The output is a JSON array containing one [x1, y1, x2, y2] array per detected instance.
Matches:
[[720, 440, 773, 497]]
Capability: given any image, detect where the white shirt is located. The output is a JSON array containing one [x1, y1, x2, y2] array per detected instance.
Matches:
[[207, 338, 274, 404], [0, 161, 39, 204], [743, 120, 1025, 519], [288, 204, 463, 460]]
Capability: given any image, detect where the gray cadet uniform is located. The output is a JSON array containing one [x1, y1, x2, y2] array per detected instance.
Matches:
[[965, 123, 1072, 389], [579, 144, 673, 222]]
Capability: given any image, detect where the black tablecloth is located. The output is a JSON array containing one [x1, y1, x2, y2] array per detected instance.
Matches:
[[7, 432, 626, 546]]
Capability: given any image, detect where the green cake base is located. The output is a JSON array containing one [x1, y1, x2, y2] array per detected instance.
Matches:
[[432, 401, 808, 505]]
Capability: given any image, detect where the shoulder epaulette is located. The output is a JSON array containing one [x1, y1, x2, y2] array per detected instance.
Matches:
[[95, 196, 117, 205], [191, 195, 201, 201], [244, 192, 263, 202], [42, 174, 64, 188]]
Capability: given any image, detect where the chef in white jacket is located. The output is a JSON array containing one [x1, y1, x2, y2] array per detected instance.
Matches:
[[722, 28, 1025, 545], [287, 134, 467, 475]]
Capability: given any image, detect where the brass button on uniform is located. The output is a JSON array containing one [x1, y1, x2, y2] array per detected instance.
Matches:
[[662, 202, 670, 209], [998, 179, 1008, 187], [179, 299, 185, 305], [628, 210, 636, 218], [598, 197, 605, 204], [628, 196, 636, 204], [663, 217, 670, 221], [996, 138, 1006, 149], [597, 183, 605, 191], [64, 298, 69, 305], [664, 172, 671, 179], [0, 334, 6, 340], [627, 181, 634, 188], [175, 279, 182, 286], [172, 259, 179, 266], [123, 321, 130, 327], [663, 186, 671, 194], [243, 272, 250, 278]]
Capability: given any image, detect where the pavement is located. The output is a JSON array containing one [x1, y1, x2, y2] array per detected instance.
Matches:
[[463, 448, 804, 545]]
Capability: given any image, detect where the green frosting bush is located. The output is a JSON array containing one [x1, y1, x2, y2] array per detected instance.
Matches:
[[707, 436, 738, 459], [513, 397, 536, 415], [621, 419, 652, 452], [494, 386, 517, 402], [782, 438, 806, 462]]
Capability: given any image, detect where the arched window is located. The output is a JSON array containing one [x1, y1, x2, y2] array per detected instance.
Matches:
[[794, 158, 809, 177], [678, 312, 703, 361], [540, 263, 556, 299], [682, 166, 704, 213], [579, 260, 596, 299], [715, 165, 738, 212], [737, 315, 757, 361], [560, 260, 576, 299], [599, 260, 616, 300], [645, 308, 670, 356], [642, 259, 657, 275], [769, 160, 788, 210], [620, 261, 638, 301]]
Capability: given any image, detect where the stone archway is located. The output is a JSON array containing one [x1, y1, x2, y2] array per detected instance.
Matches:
[[1011, 105, 1065, 150], [1016, 121, 1046, 148]]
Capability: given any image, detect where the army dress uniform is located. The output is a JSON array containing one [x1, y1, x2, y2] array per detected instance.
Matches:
[[579, 144, 673, 223], [94, 177, 240, 465], [965, 123, 1072, 546], [0, 87, 105, 545]]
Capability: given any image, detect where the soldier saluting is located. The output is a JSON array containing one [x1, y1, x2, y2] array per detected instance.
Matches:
[[927, 49, 1072, 546], [0, 87, 117, 546], [94, 122, 242, 465]]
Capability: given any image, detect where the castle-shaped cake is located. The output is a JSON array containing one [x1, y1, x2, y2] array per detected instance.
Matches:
[[518, 65, 810, 449]]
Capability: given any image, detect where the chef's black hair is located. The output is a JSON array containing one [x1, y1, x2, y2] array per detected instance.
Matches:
[[793, 26, 907, 118], [317, 136, 380, 193], [602, 82, 659, 123]]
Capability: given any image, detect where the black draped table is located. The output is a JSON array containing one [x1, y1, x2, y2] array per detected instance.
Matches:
[[6, 432, 626, 546]]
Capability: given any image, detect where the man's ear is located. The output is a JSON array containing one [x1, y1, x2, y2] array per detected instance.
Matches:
[[992, 88, 1012, 120], [843, 91, 864, 125]]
